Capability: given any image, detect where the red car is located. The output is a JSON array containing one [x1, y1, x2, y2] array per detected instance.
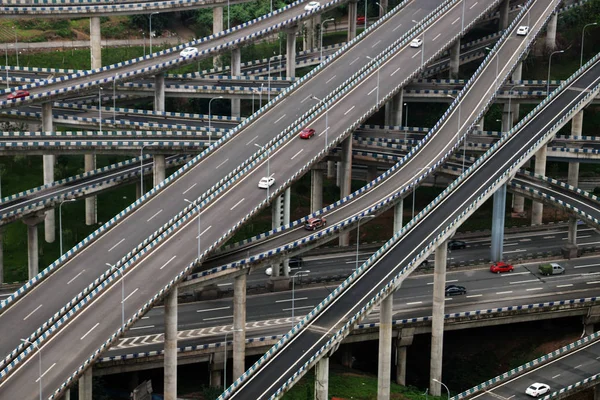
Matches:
[[299, 128, 316, 139], [304, 216, 326, 230], [490, 261, 514, 274], [357, 16, 366, 24], [7, 89, 30, 100]]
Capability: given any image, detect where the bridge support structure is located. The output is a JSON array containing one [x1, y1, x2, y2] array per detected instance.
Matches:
[[378, 292, 393, 400], [430, 239, 448, 397], [303, 18, 314, 51], [339, 136, 353, 246], [286, 25, 298, 78], [153, 155, 166, 186], [233, 273, 247, 380], [84, 155, 97, 226], [213, 7, 224, 68], [311, 163, 325, 212], [90, 17, 102, 70], [79, 367, 93, 400], [42, 102, 55, 244], [563, 110, 583, 258], [155, 73, 165, 112], [210, 351, 224, 388], [385, 91, 403, 126], [164, 287, 178, 400], [531, 146, 547, 226], [64, 388, 70, 399], [231, 48, 241, 117], [498, 0, 510, 30], [314, 356, 329, 400], [367, 166, 378, 182], [394, 199, 403, 232], [584, 305, 600, 335], [510, 63, 526, 214], [0, 229, 3, 284], [449, 40, 460, 79], [395, 328, 414, 385], [347, 0, 358, 41], [545, 13, 557, 51], [491, 183, 507, 262], [24, 214, 44, 279], [268, 188, 291, 291]]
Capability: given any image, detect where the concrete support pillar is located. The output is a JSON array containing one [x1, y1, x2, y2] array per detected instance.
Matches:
[[63, 389, 70, 400], [395, 328, 414, 386], [213, 7, 224, 68], [378, 293, 393, 400], [393, 199, 403, 232], [282, 188, 291, 277], [0, 229, 3, 284], [78, 367, 93, 400], [84, 154, 97, 226], [430, 239, 448, 397], [510, 63, 525, 212], [164, 287, 178, 400], [498, 0, 510, 30], [336, 162, 342, 188], [135, 181, 142, 199], [545, 13, 557, 51], [565, 161, 580, 258], [449, 40, 460, 79], [385, 92, 402, 126], [154, 73, 165, 113], [311, 166, 324, 212], [233, 274, 246, 380], [490, 184, 507, 262], [314, 357, 329, 400], [89, 17, 101, 70], [339, 136, 352, 246], [26, 221, 38, 279], [210, 351, 224, 388], [379, 0, 387, 16], [327, 160, 336, 180], [367, 165, 378, 182], [231, 48, 241, 117], [42, 102, 55, 244], [286, 26, 298, 78], [303, 18, 314, 51], [531, 146, 547, 225], [153, 154, 166, 186], [347, 0, 358, 41]]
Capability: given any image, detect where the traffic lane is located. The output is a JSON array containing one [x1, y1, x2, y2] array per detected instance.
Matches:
[[204, 0, 544, 272], [1, 1, 311, 103], [0, 0, 432, 355], [231, 11, 592, 396]]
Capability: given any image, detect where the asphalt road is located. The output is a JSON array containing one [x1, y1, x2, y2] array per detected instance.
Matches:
[[0, 0, 446, 397]]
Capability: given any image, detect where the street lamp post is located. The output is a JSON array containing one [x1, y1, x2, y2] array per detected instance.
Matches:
[[364, 0, 367, 31], [311, 95, 329, 149], [260, 82, 264, 108], [433, 379, 450, 400], [376, 2, 384, 18], [547, 49, 565, 96], [320, 18, 335, 61], [252, 88, 258, 114], [365, 55, 380, 104], [142, 32, 146, 57], [13, 26, 18, 68], [5, 45, 9, 89], [20, 338, 42, 400], [59, 199, 76, 255], [404, 102, 408, 141], [223, 328, 243, 388], [140, 141, 156, 195], [291, 270, 310, 327], [254, 143, 271, 197], [581, 23, 598, 67], [113, 77, 117, 122], [412, 21, 424, 66], [149, 12, 159, 54], [208, 96, 223, 146], [183, 198, 201, 259], [106, 262, 125, 331], [356, 215, 375, 271]]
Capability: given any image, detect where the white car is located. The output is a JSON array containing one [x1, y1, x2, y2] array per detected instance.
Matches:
[[304, 1, 320, 11], [258, 176, 275, 189], [410, 38, 423, 48], [265, 267, 273, 276], [526, 383, 550, 397], [517, 25, 529, 36], [179, 47, 199, 58]]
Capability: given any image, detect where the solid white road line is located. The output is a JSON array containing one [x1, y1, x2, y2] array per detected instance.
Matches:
[[230, 198, 245, 210], [349, 57, 360, 65], [282, 305, 314, 311], [412, 50, 422, 59], [122, 288, 139, 303], [427, 279, 457, 285], [274, 114, 287, 124], [496, 291, 513, 295], [276, 297, 308, 303], [587, 281, 600, 284], [344, 105, 355, 115], [146, 209, 162, 222], [466, 294, 482, 298], [160, 255, 177, 270], [108, 238, 125, 252], [452, 17, 460, 25], [556, 284, 572, 288], [23, 304, 42, 321], [200, 225, 212, 237], [391, 67, 401, 76], [182, 182, 197, 195], [246, 135, 259, 145], [36, 363, 56, 383], [204, 315, 234, 321], [67, 269, 86, 285], [371, 40, 381, 48], [510, 279, 539, 284], [216, 158, 229, 169], [291, 149, 304, 160], [368, 87, 377, 95], [326, 75, 337, 84], [502, 272, 530, 276], [80, 322, 100, 341], [130, 325, 155, 330], [197, 306, 230, 313], [217, 283, 233, 287]]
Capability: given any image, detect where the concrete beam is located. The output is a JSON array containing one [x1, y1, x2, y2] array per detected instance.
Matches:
[[84, 154, 97, 226], [314, 357, 329, 400], [164, 287, 177, 400], [79, 367, 93, 400], [233, 274, 246, 380], [90, 17, 101, 70], [430, 239, 448, 397], [378, 293, 393, 400]]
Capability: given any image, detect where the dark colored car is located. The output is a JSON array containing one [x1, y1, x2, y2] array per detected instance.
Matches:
[[445, 285, 467, 296], [490, 261, 514, 274], [7, 89, 30, 100], [448, 240, 467, 250], [299, 127, 316, 139], [304, 216, 326, 230]]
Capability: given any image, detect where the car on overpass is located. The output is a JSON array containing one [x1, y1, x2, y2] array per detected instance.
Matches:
[[445, 285, 466, 296], [304, 216, 326, 230], [299, 128, 316, 139], [490, 261, 514, 274], [179, 47, 199, 58], [304, 1, 320, 11], [7, 89, 30, 100], [517, 25, 530, 36], [410, 38, 423, 48], [526, 383, 550, 397], [258, 176, 275, 189]]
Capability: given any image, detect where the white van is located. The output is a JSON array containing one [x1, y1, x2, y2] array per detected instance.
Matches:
[[538, 263, 565, 276]]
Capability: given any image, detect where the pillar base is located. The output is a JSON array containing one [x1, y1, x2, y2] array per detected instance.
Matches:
[[561, 244, 580, 259], [267, 276, 290, 292]]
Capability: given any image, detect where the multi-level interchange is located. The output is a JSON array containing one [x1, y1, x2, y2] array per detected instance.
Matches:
[[0, 0, 599, 399]]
